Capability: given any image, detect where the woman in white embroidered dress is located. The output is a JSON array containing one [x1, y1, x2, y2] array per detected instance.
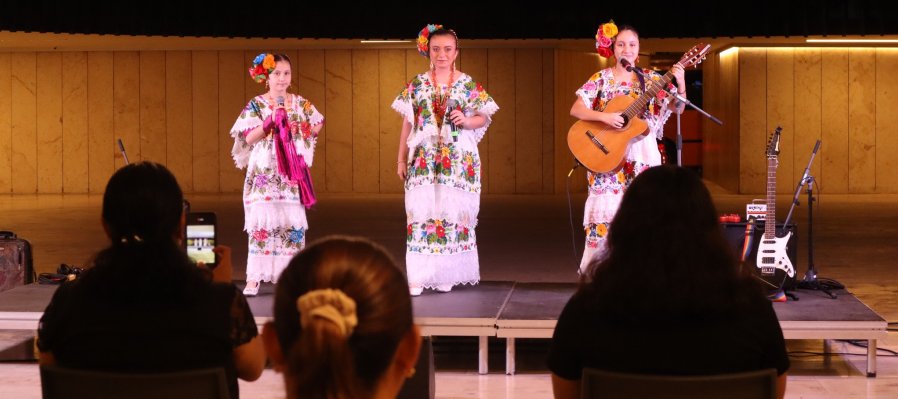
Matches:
[[393, 25, 499, 295], [572, 21, 686, 273], [230, 53, 323, 296]]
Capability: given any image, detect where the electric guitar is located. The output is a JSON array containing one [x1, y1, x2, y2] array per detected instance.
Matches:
[[566, 43, 711, 173], [756, 127, 796, 278]]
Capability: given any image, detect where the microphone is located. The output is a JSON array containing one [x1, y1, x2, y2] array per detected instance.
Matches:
[[620, 59, 646, 77], [276, 96, 285, 108], [447, 99, 460, 142], [117, 139, 130, 165]]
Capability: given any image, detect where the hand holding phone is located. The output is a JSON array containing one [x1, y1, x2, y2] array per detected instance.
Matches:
[[186, 212, 217, 269]]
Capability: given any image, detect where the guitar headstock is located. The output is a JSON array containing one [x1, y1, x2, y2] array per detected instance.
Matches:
[[677, 43, 711, 69], [766, 126, 783, 158]]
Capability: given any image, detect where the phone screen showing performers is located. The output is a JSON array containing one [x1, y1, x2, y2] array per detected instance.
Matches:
[[186, 212, 217, 268]]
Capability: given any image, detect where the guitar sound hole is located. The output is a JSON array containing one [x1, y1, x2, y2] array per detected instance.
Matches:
[[620, 115, 629, 127]]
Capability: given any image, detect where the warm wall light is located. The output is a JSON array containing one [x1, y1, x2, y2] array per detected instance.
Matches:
[[360, 40, 410, 44], [720, 47, 739, 57], [806, 38, 898, 43]]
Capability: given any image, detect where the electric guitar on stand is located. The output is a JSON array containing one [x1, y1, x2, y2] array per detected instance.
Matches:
[[756, 127, 796, 294], [566, 43, 711, 173]]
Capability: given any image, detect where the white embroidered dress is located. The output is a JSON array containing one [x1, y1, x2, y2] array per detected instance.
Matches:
[[392, 73, 499, 289], [229, 94, 323, 282], [577, 68, 673, 272]]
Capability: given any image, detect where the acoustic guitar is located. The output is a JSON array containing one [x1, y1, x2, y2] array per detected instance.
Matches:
[[566, 43, 711, 173]]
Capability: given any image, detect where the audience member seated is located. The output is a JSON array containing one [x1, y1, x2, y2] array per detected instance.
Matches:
[[37, 161, 265, 399], [262, 235, 421, 399], [548, 165, 790, 399]]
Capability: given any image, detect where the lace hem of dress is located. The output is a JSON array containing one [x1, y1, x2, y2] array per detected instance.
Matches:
[[583, 194, 623, 225], [243, 201, 309, 232], [406, 185, 481, 227], [245, 253, 295, 283], [406, 250, 480, 288]]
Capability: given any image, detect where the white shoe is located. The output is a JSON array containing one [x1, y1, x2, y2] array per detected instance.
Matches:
[[243, 281, 260, 296], [409, 286, 423, 296], [435, 284, 453, 293]]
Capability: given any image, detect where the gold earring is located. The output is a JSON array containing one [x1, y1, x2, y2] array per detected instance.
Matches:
[[406, 368, 416, 379], [430, 61, 434, 71]]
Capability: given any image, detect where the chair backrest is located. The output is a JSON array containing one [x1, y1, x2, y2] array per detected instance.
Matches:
[[581, 368, 777, 399], [40, 366, 230, 399]]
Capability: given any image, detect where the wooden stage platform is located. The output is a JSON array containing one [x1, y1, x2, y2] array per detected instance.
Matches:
[[1, 281, 886, 377]]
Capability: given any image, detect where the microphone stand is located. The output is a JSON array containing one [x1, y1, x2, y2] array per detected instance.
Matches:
[[666, 89, 723, 167], [783, 140, 839, 298], [626, 62, 723, 166]]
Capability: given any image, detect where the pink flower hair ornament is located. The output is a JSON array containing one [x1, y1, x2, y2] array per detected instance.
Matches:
[[595, 20, 619, 58]]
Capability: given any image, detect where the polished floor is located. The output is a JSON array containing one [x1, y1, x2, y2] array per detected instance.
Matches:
[[1, 187, 897, 398]]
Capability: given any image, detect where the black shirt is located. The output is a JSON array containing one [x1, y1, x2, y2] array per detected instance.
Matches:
[[548, 289, 790, 380], [38, 278, 258, 399]]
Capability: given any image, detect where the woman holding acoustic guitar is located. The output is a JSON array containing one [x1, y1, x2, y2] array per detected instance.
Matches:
[[571, 20, 687, 273]]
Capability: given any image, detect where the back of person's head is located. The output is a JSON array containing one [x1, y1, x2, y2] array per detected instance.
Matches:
[[267, 236, 418, 399], [102, 161, 184, 245], [586, 165, 757, 317], [82, 161, 203, 301]]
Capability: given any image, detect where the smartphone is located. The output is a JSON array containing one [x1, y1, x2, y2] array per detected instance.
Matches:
[[186, 212, 217, 268]]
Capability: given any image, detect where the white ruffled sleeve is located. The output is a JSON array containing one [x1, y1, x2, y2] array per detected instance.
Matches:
[[229, 98, 264, 169], [292, 95, 323, 167]]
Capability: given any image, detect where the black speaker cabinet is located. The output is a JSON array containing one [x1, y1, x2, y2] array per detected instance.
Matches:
[[721, 221, 798, 290]]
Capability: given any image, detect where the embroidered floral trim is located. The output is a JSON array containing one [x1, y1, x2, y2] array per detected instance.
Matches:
[[407, 219, 476, 255]]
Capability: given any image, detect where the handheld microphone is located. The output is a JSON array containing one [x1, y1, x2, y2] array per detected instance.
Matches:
[[276, 96, 285, 107], [447, 99, 460, 142]]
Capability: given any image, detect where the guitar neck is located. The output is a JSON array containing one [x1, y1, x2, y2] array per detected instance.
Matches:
[[765, 156, 777, 238], [623, 71, 674, 119]]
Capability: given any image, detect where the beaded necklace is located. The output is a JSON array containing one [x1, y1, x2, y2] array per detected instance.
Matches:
[[430, 70, 452, 130]]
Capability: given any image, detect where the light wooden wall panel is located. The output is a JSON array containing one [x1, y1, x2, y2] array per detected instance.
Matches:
[[36, 53, 63, 193], [703, 48, 742, 192], [166, 51, 193, 191], [460, 49, 489, 193], [739, 49, 767, 194], [217, 50, 245, 193], [0, 54, 10, 193], [11, 53, 37, 194], [62, 52, 89, 193], [351, 50, 379, 193], [848, 49, 876, 193], [821, 49, 850, 194], [378, 49, 405, 194], [113, 52, 140, 171], [404, 50, 429, 82], [87, 52, 114, 193], [191, 51, 219, 192], [876, 49, 898, 193], [324, 50, 353, 192], [487, 49, 516, 194], [0, 45, 667, 196], [139, 51, 166, 166], [766, 48, 794, 194], [514, 49, 542, 193], [792, 49, 823, 193], [296, 50, 326, 191], [541, 49, 555, 194], [554, 50, 601, 194]]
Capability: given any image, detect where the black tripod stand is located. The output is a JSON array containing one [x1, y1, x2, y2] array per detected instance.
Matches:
[[783, 140, 842, 299]]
